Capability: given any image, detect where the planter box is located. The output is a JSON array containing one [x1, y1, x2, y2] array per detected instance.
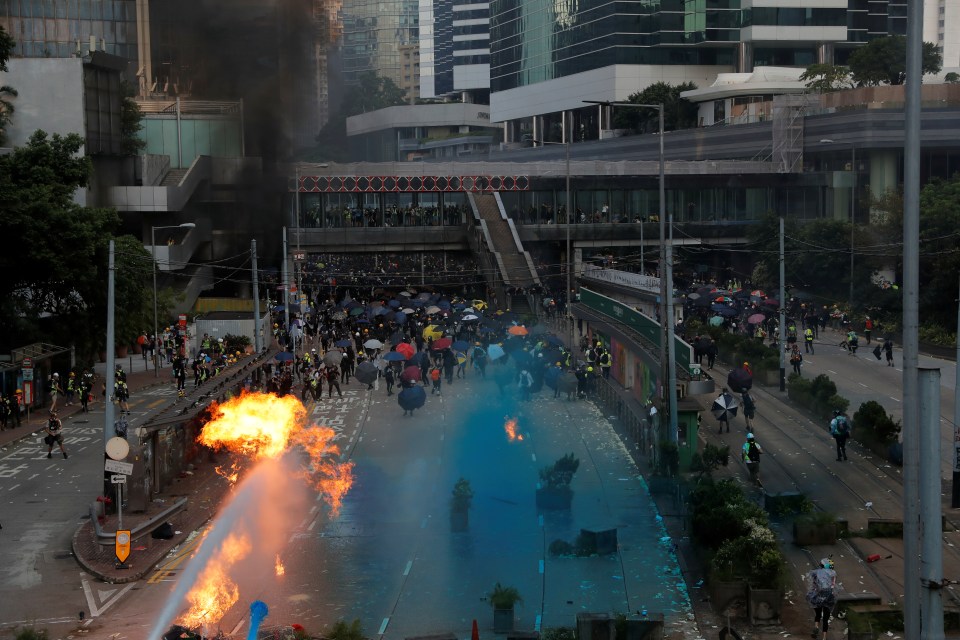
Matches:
[[536, 487, 572, 510], [747, 585, 783, 625], [450, 509, 468, 532], [708, 580, 747, 615], [793, 521, 838, 546], [494, 608, 515, 633]]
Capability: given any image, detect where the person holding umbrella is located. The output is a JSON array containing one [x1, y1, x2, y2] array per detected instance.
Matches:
[[712, 387, 738, 434]]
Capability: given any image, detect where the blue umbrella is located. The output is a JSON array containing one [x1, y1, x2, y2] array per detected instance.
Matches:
[[394, 312, 407, 323], [384, 352, 406, 362], [709, 315, 724, 327], [373, 306, 390, 316], [488, 344, 506, 360], [711, 304, 738, 317], [275, 352, 294, 362], [452, 340, 471, 352], [479, 326, 496, 334], [388, 299, 401, 308], [335, 339, 352, 347], [398, 386, 427, 412], [438, 300, 451, 309]]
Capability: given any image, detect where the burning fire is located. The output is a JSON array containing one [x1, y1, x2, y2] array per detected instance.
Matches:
[[178, 533, 251, 629], [504, 417, 523, 442], [175, 392, 355, 631], [198, 391, 353, 513]]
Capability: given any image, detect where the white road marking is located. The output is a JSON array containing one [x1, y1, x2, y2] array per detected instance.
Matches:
[[890, 397, 901, 402], [539, 559, 544, 574], [378, 617, 390, 635], [531, 453, 537, 462], [81, 576, 136, 617], [403, 560, 413, 576], [827, 369, 837, 375], [859, 383, 868, 388], [230, 619, 246, 635]]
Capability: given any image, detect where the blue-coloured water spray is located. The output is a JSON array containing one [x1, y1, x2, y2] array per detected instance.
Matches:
[[247, 600, 269, 640]]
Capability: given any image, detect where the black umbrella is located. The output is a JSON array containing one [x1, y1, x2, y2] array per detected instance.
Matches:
[[398, 386, 427, 411], [711, 393, 739, 421], [355, 361, 378, 385], [727, 367, 753, 393], [323, 350, 344, 367]]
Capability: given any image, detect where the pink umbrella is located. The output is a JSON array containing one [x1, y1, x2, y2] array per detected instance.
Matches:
[[747, 313, 766, 324]]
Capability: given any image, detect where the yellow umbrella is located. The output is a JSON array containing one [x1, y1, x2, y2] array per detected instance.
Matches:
[[423, 325, 444, 340], [471, 299, 489, 311]]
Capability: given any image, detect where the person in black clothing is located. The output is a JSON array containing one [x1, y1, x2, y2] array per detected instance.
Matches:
[[384, 366, 395, 396], [883, 337, 895, 367], [326, 366, 343, 398]]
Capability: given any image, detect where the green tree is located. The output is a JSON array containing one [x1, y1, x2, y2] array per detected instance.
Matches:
[[0, 131, 158, 359], [848, 36, 942, 86], [0, 84, 18, 144], [799, 63, 853, 93], [311, 73, 407, 161], [946, 72, 960, 84], [120, 80, 146, 156], [0, 25, 14, 71], [612, 81, 699, 133]]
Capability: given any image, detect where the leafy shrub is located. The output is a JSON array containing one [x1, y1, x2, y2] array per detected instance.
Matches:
[[327, 619, 366, 640], [853, 400, 901, 446], [539, 453, 580, 487], [788, 373, 849, 420], [919, 323, 955, 346], [710, 518, 785, 588], [688, 478, 767, 549], [540, 627, 576, 640], [488, 583, 523, 609], [690, 443, 730, 479], [223, 333, 251, 353], [15, 629, 49, 640], [549, 539, 576, 556]]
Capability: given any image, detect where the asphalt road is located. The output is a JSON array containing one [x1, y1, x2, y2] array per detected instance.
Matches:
[[3, 369, 701, 640]]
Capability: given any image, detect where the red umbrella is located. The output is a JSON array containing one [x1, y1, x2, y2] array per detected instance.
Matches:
[[431, 337, 453, 351], [395, 342, 415, 360], [401, 366, 422, 384]]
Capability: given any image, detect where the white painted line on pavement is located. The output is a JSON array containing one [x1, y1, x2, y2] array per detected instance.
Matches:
[[535, 614, 542, 631], [308, 518, 319, 532], [538, 515, 544, 527], [827, 369, 837, 375], [890, 397, 901, 402], [531, 453, 537, 462], [378, 617, 390, 635], [539, 559, 544, 574], [7, 484, 19, 491], [859, 383, 868, 388], [230, 619, 245, 636], [403, 560, 413, 576]]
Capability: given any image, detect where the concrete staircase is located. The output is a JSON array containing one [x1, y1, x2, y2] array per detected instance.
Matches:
[[160, 168, 189, 186], [472, 193, 540, 292]]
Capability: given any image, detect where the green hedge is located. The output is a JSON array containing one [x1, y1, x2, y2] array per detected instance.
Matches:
[[786, 373, 849, 420], [688, 479, 785, 589], [853, 400, 902, 448]]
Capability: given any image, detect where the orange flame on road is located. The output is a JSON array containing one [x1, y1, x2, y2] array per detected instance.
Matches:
[[275, 554, 285, 576], [177, 533, 251, 629], [197, 392, 353, 512], [504, 417, 523, 442]]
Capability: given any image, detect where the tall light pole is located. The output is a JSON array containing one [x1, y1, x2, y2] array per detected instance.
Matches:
[[151, 222, 195, 376], [586, 100, 673, 441]]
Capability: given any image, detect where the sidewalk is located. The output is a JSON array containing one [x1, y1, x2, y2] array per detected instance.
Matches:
[[0, 356, 169, 451]]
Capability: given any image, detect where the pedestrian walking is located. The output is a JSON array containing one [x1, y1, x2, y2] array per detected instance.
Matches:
[[430, 366, 442, 395], [706, 340, 718, 370], [742, 432, 762, 485], [741, 390, 756, 430], [384, 366, 395, 396], [65, 372, 76, 406], [790, 345, 803, 376], [48, 373, 63, 412], [715, 388, 734, 434], [114, 379, 130, 415], [804, 327, 815, 354], [45, 412, 68, 459], [598, 348, 612, 379], [325, 365, 343, 398], [805, 558, 838, 640], [518, 368, 533, 401], [863, 316, 873, 344], [883, 337, 894, 367], [829, 410, 850, 461]]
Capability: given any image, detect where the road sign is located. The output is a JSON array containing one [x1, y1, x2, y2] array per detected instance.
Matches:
[[104, 459, 134, 475], [293, 252, 305, 261], [115, 529, 131, 564], [22, 356, 33, 381], [110, 474, 127, 484], [22, 368, 33, 381]]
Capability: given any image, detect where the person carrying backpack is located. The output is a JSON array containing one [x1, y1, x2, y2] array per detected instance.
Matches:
[[830, 410, 850, 461], [806, 557, 838, 640], [430, 366, 442, 395], [742, 432, 762, 485]]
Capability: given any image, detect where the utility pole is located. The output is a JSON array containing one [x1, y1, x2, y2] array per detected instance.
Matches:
[[282, 227, 291, 353], [779, 217, 786, 392], [919, 367, 944, 639], [953, 275, 960, 508], [902, 0, 923, 636], [252, 239, 261, 353], [104, 240, 116, 451]]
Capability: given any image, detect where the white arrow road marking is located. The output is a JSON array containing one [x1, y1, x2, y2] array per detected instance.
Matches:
[[81, 574, 136, 618]]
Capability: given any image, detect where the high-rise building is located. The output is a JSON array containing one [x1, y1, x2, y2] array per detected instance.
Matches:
[[487, 0, 957, 139], [0, 0, 139, 68], [340, 0, 420, 101], [419, 0, 490, 102]]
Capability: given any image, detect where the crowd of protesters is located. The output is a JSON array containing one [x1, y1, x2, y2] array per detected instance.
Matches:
[[300, 203, 467, 229]]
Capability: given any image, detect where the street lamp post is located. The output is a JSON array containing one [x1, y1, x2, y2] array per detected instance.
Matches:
[[585, 101, 674, 442], [152, 222, 196, 376]]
